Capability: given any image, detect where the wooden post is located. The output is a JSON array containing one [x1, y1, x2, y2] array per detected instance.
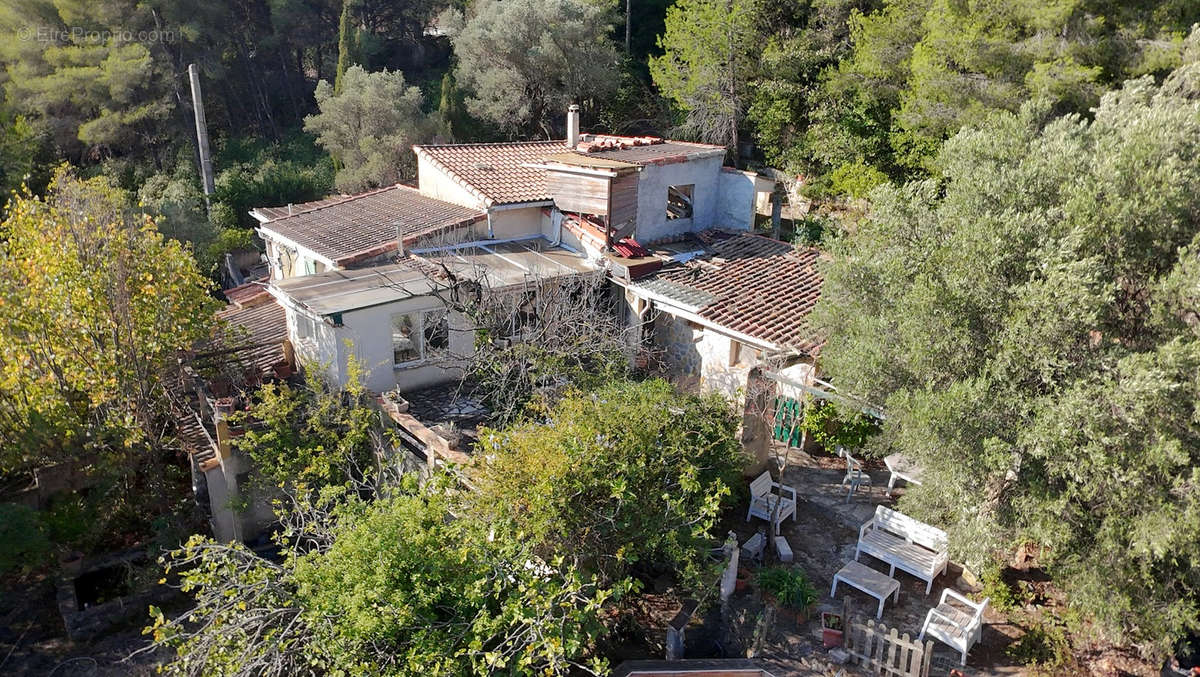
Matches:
[[188, 64, 215, 199]]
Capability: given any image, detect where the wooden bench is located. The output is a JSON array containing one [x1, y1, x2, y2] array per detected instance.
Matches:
[[831, 560, 900, 619], [856, 505, 949, 595], [745, 471, 796, 535]]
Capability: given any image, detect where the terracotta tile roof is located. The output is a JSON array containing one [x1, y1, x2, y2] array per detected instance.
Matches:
[[174, 301, 289, 470], [204, 300, 290, 376], [633, 231, 825, 354], [415, 141, 566, 206], [580, 138, 726, 166], [415, 137, 727, 207], [257, 184, 484, 266]]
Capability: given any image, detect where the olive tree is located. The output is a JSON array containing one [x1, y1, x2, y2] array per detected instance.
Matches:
[[811, 35, 1200, 656]]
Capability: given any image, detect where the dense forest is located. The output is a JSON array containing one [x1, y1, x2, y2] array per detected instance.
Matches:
[[2, 0, 1196, 255], [2, 0, 1200, 673]]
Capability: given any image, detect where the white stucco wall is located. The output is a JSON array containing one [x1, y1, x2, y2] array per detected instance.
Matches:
[[716, 169, 759, 232], [487, 206, 545, 239], [286, 297, 471, 393], [417, 155, 487, 210], [632, 155, 724, 242]]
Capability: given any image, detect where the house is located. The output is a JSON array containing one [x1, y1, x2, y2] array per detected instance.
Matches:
[[613, 229, 825, 399], [252, 183, 486, 279], [267, 237, 596, 393]]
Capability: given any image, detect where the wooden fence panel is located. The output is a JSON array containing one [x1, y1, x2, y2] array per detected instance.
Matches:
[[844, 617, 933, 677]]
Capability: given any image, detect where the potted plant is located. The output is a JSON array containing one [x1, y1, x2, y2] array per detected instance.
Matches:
[[735, 566, 752, 593], [756, 566, 818, 624], [821, 611, 844, 648], [381, 389, 409, 415]]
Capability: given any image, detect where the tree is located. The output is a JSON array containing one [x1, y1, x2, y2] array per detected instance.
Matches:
[[151, 475, 622, 676], [467, 379, 744, 587], [0, 166, 218, 515], [649, 0, 759, 163], [810, 36, 1200, 657], [819, 0, 1199, 177], [304, 65, 430, 192], [231, 356, 380, 495], [444, 0, 620, 137]]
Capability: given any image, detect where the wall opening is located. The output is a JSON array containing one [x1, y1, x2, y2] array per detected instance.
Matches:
[[666, 184, 694, 220]]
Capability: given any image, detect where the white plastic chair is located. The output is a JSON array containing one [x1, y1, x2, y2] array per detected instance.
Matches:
[[918, 588, 989, 665], [745, 471, 797, 535], [838, 446, 871, 502]]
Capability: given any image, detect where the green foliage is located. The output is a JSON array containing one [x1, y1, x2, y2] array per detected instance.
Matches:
[[0, 503, 51, 573], [468, 379, 744, 588], [800, 400, 880, 453], [828, 161, 888, 199], [154, 480, 621, 676], [295, 490, 619, 675], [756, 566, 817, 609], [819, 0, 1198, 179], [305, 65, 430, 192], [445, 0, 620, 136], [0, 167, 219, 475], [0, 107, 37, 200], [649, 0, 758, 152], [811, 40, 1200, 657], [231, 356, 378, 496], [211, 132, 335, 229], [1007, 616, 1072, 672]]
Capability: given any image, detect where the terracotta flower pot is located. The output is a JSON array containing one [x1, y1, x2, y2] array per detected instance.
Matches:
[[735, 567, 752, 593]]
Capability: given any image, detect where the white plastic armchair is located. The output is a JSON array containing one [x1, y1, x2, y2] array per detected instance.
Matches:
[[918, 588, 989, 665], [745, 471, 797, 535], [838, 446, 871, 502]]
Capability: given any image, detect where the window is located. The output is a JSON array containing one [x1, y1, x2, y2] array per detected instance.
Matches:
[[423, 310, 449, 357], [392, 310, 450, 366], [666, 184, 694, 220], [392, 313, 420, 365], [296, 313, 316, 341]]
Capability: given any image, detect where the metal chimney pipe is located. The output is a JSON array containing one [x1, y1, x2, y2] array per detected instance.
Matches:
[[566, 104, 580, 149]]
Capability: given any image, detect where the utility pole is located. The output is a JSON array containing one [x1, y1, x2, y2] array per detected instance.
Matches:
[[188, 64, 215, 209]]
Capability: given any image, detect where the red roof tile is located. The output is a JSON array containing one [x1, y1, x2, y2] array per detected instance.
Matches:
[[634, 231, 825, 354], [257, 184, 484, 265], [415, 137, 727, 206], [415, 141, 566, 206]]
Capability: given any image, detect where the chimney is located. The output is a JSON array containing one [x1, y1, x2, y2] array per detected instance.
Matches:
[[566, 104, 580, 149]]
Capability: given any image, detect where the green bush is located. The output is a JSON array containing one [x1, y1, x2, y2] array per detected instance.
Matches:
[[0, 503, 51, 573], [470, 379, 744, 589], [756, 566, 817, 609], [828, 161, 888, 199]]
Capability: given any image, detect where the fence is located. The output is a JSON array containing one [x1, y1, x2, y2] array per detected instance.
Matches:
[[844, 618, 933, 677]]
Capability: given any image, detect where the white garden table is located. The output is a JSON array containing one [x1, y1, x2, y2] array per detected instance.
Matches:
[[831, 560, 900, 619], [884, 453, 925, 496]]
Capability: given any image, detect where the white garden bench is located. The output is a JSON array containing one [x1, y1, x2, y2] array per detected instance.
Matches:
[[745, 471, 797, 535], [855, 505, 949, 595], [919, 588, 989, 665]]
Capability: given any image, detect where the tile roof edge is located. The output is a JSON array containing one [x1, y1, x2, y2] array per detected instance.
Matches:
[[413, 145, 494, 208], [414, 140, 566, 150], [258, 183, 422, 225]]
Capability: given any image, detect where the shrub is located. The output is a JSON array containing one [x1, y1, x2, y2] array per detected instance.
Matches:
[[828, 161, 888, 199], [756, 566, 817, 610]]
